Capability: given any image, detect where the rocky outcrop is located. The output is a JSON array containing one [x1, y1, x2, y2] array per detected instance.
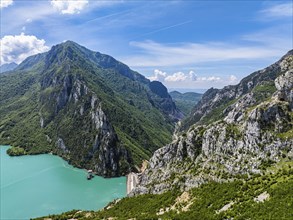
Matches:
[[181, 50, 293, 131], [275, 69, 293, 110], [130, 51, 293, 195]]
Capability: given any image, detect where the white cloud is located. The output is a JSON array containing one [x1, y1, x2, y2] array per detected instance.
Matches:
[[147, 69, 236, 89], [0, 0, 13, 8], [199, 76, 221, 82], [165, 72, 187, 82], [148, 69, 221, 83], [189, 70, 197, 81], [124, 22, 292, 68], [148, 69, 167, 81], [0, 33, 49, 65], [51, 0, 88, 14], [124, 38, 289, 68], [261, 3, 292, 17]]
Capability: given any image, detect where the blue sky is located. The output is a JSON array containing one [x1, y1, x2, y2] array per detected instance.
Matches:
[[1, 0, 292, 92]]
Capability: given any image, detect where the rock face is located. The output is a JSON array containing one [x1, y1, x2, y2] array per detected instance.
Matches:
[[130, 50, 293, 195], [0, 41, 181, 177], [41, 74, 129, 176], [149, 81, 184, 120]]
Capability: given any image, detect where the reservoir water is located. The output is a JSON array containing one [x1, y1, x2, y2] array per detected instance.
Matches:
[[0, 145, 126, 219]]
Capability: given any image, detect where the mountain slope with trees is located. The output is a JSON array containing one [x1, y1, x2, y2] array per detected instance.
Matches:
[[0, 41, 182, 177]]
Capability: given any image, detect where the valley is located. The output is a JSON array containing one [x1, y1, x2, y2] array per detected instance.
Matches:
[[31, 48, 293, 219], [1, 1, 292, 219]]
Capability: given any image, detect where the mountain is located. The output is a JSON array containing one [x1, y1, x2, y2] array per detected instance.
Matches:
[[37, 50, 293, 219], [169, 91, 202, 115], [132, 49, 293, 194], [0, 62, 18, 73], [0, 41, 182, 177], [180, 50, 293, 131]]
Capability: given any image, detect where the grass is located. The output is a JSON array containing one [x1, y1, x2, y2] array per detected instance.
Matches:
[[252, 81, 277, 102]]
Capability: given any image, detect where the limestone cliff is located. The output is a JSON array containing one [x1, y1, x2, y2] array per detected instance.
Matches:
[[131, 50, 293, 195]]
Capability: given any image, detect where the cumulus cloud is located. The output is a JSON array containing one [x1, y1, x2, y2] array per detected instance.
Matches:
[[51, 0, 88, 14], [148, 69, 221, 83], [189, 70, 197, 81], [0, 33, 49, 65], [165, 72, 187, 82], [0, 0, 13, 8], [147, 69, 234, 89], [148, 69, 167, 81], [199, 76, 221, 81]]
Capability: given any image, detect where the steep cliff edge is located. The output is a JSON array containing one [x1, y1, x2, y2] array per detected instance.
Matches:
[[131, 50, 293, 194]]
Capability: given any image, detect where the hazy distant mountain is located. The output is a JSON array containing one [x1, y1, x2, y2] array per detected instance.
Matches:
[[0, 62, 18, 73], [0, 41, 182, 177], [169, 91, 202, 115]]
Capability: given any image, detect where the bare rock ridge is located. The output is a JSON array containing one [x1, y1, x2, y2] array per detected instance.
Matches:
[[130, 50, 293, 195]]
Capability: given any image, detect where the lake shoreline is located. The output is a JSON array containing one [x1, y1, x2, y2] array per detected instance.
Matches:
[[0, 145, 126, 220]]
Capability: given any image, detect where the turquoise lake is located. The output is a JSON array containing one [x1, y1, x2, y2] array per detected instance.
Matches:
[[0, 145, 126, 219]]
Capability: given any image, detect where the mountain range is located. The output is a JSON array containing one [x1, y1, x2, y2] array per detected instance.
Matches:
[[1, 41, 292, 219], [132, 49, 293, 194], [0, 41, 183, 177], [36, 49, 293, 219]]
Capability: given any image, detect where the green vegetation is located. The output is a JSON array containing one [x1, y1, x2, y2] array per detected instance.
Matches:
[[37, 161, 293, 220], [252, 81, 277, 102], [277, 112, 293, 140], [225, 123, 242, 140], [6, 146, 27, 156], [278, 129, 293, 139], [169, 91, 202, 115]]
